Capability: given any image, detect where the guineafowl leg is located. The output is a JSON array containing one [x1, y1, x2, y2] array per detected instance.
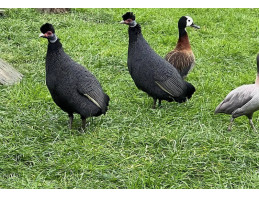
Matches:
[[158, 99, 162, 107], [228, 117, 234, 131], [68, 114, 74, 129], [81, 116, 86, 130], [152, 98, 157, 109]]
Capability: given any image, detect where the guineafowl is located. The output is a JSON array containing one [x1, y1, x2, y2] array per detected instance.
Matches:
[[165, 16, 200, 78], [120, 12, 195, 108], [40, 23, 109, 129], [215, 53, 259, 132]]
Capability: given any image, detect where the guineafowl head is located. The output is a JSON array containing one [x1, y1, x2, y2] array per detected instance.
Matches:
[[178, 16, 200, 29], [120, 12, 137, 27], [39, 23, 58, 43]]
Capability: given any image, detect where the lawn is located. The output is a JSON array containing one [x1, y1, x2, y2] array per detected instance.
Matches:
[[0, 8, 259, 189]]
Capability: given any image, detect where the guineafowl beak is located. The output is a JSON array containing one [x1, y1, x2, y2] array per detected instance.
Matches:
[[39, 33, 45, 38], [190, 23, 200, 29], [120, 20, 126, 24]]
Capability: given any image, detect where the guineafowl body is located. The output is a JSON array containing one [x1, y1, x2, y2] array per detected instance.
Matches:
[[121, 12, 195, 108], [40, 23, 109, 129]]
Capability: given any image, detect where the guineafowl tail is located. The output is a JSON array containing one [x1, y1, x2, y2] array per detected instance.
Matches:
[[174, 96, 187, 103], [185, 81, 196, 99], [173, 82, 195, 103], [102, 94, 110, 114]]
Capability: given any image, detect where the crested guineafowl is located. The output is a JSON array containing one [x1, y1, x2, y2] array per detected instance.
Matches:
[[215, 53, 259, 132], [120, 12, 195, 108], [165, 16, 200, 78], [40, 23, 109, 129]]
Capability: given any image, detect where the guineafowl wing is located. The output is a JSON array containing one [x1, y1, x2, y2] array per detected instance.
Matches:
[[154, 65, 186, 97], [77, 77, 106, 110]]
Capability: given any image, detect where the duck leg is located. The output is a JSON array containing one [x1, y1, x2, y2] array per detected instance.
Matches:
[[228, 117, 234, 131], [68, 114, 74, 129], [152, 98, 157, 109]]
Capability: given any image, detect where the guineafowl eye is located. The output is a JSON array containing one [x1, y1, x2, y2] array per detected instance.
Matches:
[[120, 18, 136, 26], [46, 31, 53, 36]]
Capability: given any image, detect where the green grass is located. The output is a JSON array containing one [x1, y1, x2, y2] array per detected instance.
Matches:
[[0, 8, 259, 189]]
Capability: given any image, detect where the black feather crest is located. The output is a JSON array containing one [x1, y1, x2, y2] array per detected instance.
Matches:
[[122, 12, 135, 21], [40, 23, 55, 34]]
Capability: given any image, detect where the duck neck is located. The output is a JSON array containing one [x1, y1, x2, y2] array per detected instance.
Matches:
[[175, 28, 191, 50]]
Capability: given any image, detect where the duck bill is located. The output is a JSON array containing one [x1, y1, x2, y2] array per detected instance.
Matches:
[[119, 20, 126, 24], [190, 23, 200, 29]]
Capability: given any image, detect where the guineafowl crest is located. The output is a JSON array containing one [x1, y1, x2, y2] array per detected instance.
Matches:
[[122, 12, 135, 21], [40, 23, 55, 34], [121, 12, 138, 28]]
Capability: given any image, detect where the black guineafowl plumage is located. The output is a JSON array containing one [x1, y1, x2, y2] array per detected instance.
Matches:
[[40, 23, 109, 129], [120, 12, 195, 108]]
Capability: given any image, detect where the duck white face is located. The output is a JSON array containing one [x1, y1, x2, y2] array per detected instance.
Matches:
[[185, 16, 194, 27], [185, 16, 200, 29]]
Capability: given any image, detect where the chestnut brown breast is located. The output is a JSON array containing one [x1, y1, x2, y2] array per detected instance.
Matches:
[[165, 34, 195, 78]]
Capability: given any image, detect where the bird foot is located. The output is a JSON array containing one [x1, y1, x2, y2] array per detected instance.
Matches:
[[227, 118, 234, 131], [79, 127, 85, 133]]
